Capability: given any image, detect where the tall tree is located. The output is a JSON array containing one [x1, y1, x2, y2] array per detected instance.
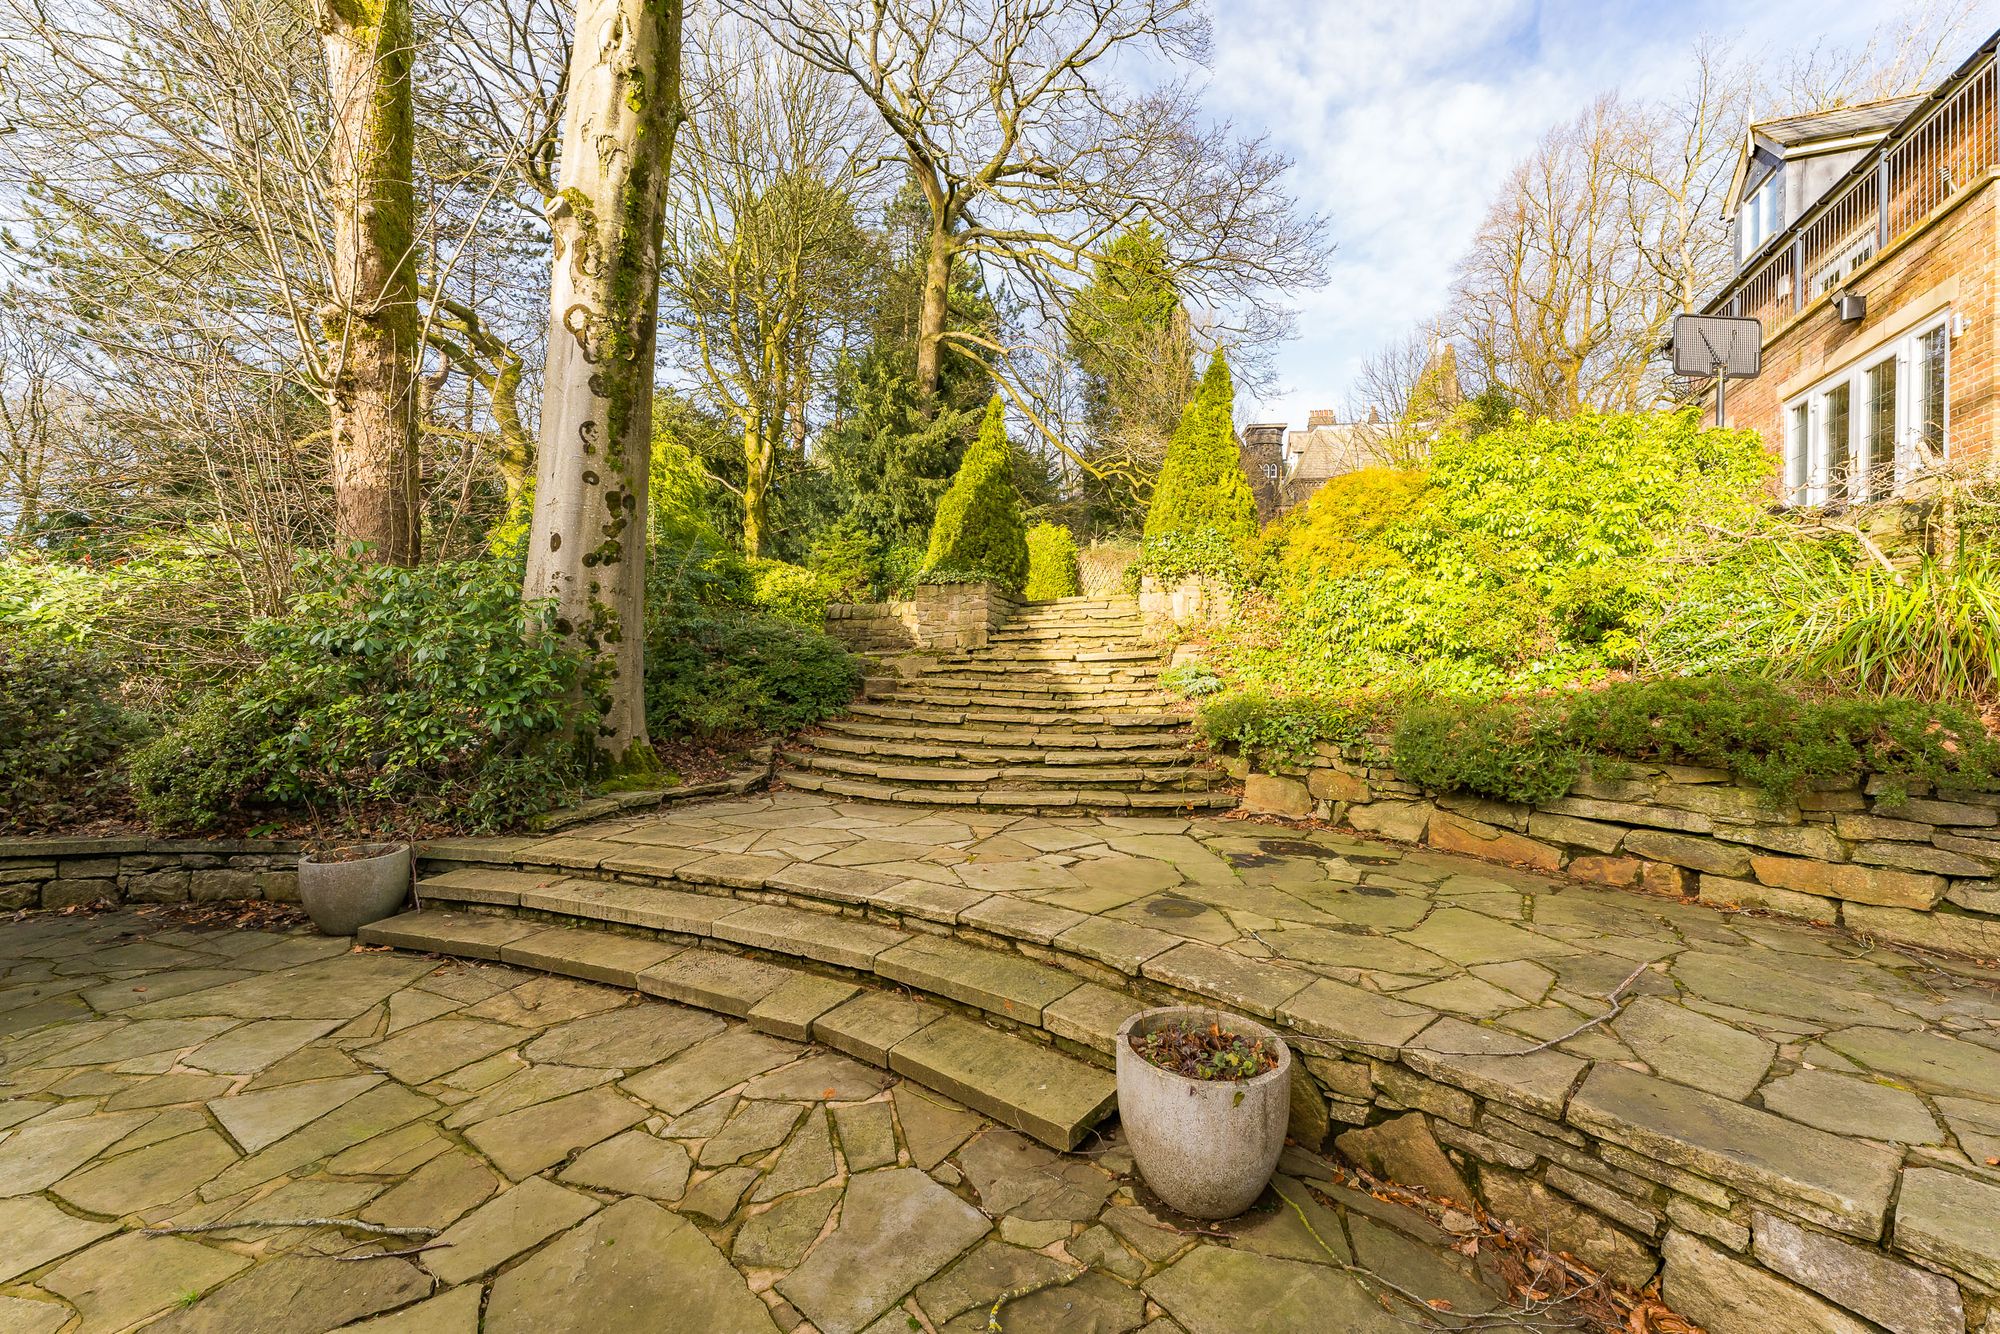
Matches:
[[318, 0, 422, 564], [658, 27, 876, 557], [1065, 222, 1196, 523], [522, 0, 685, 770], [724, 0, 1327, 422], [1450, 97, 1662, 419]]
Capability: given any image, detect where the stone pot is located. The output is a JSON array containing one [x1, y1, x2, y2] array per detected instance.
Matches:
[[297, 843, 411, 936], [1115, 1005, 1292, 1219]]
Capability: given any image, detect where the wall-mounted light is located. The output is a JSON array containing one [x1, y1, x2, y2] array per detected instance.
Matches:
[[1834, 290, 1866, 323]]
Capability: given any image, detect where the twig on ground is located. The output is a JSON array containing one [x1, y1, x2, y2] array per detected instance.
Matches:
[[331, 1242, 453, 1261], [985, 1268, 1083, 1331], [143, 1218, 439, 1239], [1424, 961, 1653, 1057]]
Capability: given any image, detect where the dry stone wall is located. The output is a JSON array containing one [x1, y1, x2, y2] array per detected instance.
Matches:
[[823, 582, 1018, 656], [0, 838, 299, 910], [1236, 739, 2000, 962]]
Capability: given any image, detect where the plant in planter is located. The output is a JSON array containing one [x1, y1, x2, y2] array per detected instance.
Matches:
[[297, 842, 411, 936], [1116, 1006, 1292, 1219]]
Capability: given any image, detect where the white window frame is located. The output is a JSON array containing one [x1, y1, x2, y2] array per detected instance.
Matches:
[[1780, 312, 1951, 508], [1740, 176, 1782, 260]]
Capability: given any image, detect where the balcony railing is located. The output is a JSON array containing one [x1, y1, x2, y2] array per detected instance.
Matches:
[[1717, 45, 1997, 322]]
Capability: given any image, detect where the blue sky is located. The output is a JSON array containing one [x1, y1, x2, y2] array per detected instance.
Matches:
[[1204, 0, 1997, 427]]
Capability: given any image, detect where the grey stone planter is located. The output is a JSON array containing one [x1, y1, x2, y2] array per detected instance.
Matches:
[[297, 843, 411, 936], [1115, 1006, 1292, 1219]]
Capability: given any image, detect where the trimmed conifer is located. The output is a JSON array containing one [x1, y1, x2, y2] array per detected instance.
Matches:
[[1023, 523, 1082, 601], [1142, 351, 1257, 544], [920, 397, 1029, 591]]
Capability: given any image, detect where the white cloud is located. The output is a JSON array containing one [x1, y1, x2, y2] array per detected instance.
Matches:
[[1202, 0, 1971, 426]]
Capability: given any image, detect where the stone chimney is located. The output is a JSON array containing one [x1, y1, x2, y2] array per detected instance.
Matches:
[[1306, 408, 1337, 428]]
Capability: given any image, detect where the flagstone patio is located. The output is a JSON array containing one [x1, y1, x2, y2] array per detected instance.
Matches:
[[403, 790, 2000, 1332], [0, 911, 1564, 1332]]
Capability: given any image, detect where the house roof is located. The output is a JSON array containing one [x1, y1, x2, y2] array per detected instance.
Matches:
[[1753, 94, 1926, 149], [1285, 424, 1384, 483]]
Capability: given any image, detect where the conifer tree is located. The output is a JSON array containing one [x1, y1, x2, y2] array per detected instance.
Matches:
[[920, 397, 1028, 591], [1142, 352, 1257, 545]]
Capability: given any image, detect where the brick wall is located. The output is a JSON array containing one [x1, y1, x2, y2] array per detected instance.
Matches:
[[1708, 174, 1997, 485]]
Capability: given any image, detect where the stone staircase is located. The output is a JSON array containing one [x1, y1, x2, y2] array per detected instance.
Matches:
[[785, 596, 1234, 811]]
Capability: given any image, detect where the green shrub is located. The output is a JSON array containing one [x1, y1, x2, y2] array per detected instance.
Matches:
[[1772, 545, 2000, 701], [646, 610, 861, 739], [746, 558, 837, 624], [1253, 409, 1771, 694], [1194, 689, 1385, 766], [1143, 351, 1257, 546], [1250, 466, 1427, 589], [132, 558, 591, 834], [1562, 673, 2000, 800], [1023, 523, 1082, 601], [127, 698, 269, 834], [920, 397, 1029, 591], [0, 635, 144, 831], [807, 519, 882, 602], [1390, 697, 1581, 806]]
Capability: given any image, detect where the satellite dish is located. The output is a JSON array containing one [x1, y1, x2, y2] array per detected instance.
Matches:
[[1672, 314, 1762, 379], [1672, 314, 1762, 428]]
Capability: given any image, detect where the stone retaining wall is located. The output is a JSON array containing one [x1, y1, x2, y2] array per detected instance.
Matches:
[[0, 838, 300, 910], [1236, 739, 2000, 962], [824, 581, 1018, 655]]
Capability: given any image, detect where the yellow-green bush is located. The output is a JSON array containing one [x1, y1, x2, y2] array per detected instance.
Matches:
[[1023, 523, 1081, 601], [1252, 466, 1427, 587]]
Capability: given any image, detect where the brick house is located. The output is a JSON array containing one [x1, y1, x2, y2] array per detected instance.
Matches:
[[1705, 30, 1998, 506]]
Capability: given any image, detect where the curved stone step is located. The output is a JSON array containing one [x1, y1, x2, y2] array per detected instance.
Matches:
[[779, 771, 1237, 808], [357, 907, 1116, 1149], [847, 702, 1188, 729], [803, 733, 1199, 766], [818, 719, 1195, 748], [788, 751, 1225, 791]]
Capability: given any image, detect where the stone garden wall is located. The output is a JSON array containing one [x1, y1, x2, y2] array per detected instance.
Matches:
[[1235, 737, 2000, 961], [823, 581, 1018, 656], [0, 837, 300, 910]]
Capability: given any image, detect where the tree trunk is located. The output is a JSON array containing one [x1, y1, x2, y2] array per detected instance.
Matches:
[[318, 0, 421, 566], [523, 0, 684, 771], [741, 416, 770, 559], [914, 217, 952, 403]]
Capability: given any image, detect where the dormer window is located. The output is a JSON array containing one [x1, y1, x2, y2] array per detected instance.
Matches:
[[1740, 174, 1782, 260]]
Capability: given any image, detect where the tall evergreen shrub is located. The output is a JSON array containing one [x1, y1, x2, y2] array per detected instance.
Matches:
[[1142, 351, 1257, 547], [920, 397, 1029, 591], [1024, 523, 1082, 600]]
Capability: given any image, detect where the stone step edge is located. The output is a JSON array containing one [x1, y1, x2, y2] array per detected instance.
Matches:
[[777, 771, 1239, 809], [357, 908, 1116, 1151], [786, 753, 1226, 788]]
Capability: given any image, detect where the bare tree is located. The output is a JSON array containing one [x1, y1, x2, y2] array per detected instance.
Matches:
[[1776, 0, 1990, 112], [523, 0, 685, 770], [1449, 96, 1664, 418], [657, 24, 877, 556], [721, 0, 1329, 441]]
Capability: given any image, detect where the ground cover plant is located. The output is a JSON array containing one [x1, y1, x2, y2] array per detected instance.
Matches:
[[1131, 1017, 1282, 1081]]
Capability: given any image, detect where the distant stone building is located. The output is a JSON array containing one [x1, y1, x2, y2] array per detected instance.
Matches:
[[1237, 424, 1287, 521], [1279, 409, 1389, 509]]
